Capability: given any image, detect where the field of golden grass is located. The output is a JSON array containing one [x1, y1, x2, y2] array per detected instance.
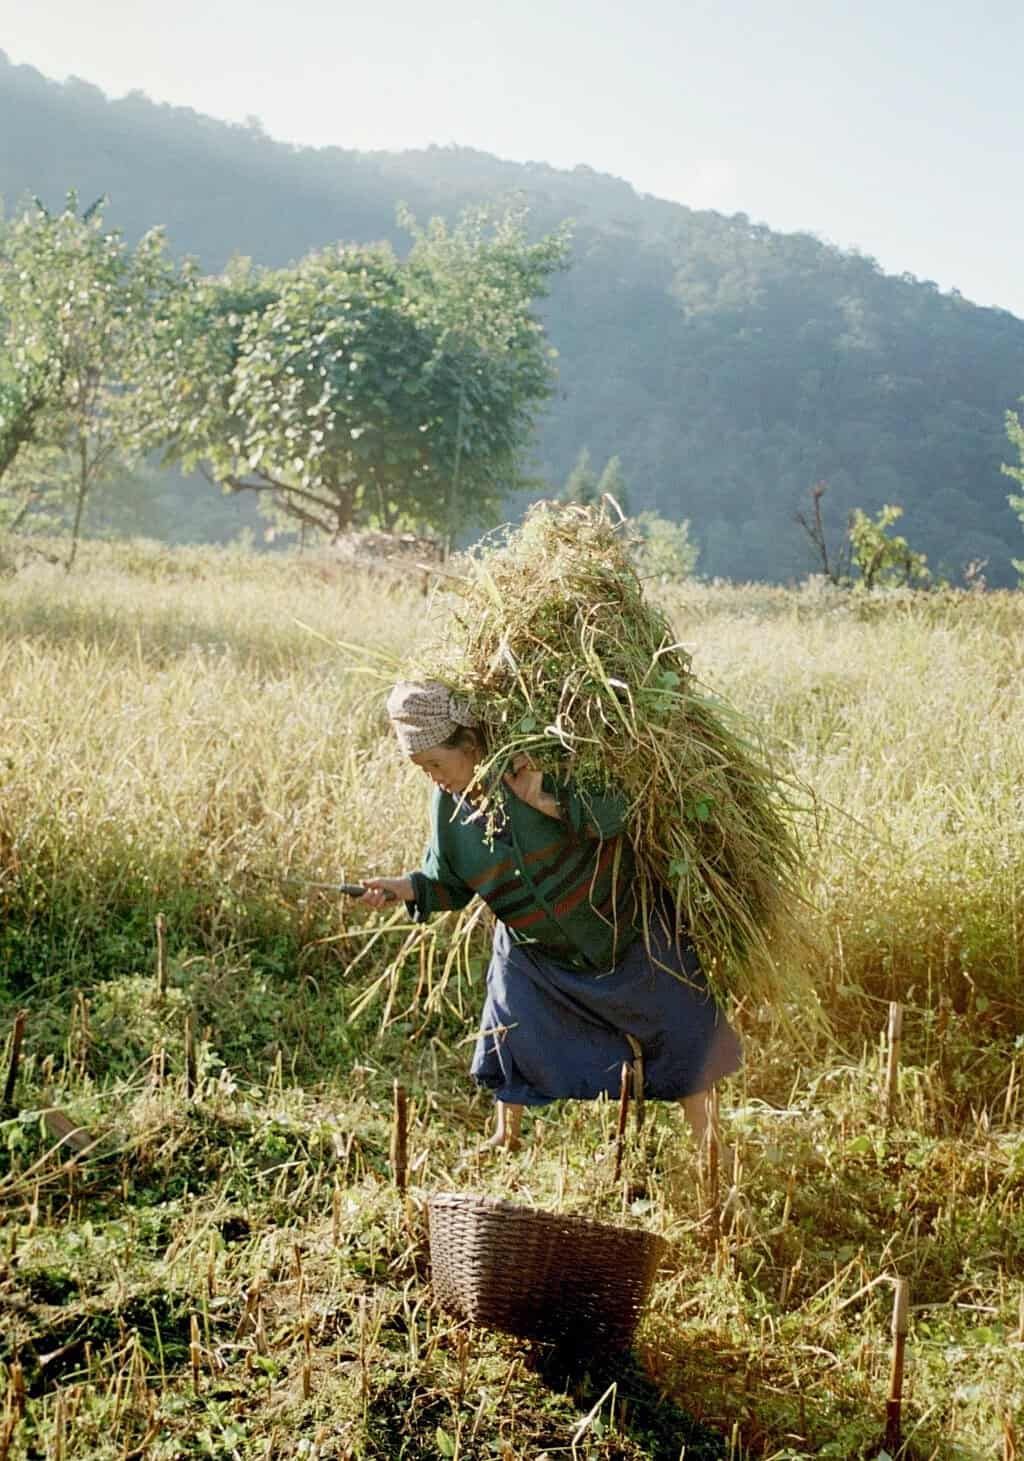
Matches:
[[1, 542, 1022, 1459]]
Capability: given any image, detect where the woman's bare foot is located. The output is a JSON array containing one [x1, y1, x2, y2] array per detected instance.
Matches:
[[480, 1101, 523, 1153], [680, 1090, 735, 1176]]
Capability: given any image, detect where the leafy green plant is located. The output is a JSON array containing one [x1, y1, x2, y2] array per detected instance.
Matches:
[[631, 510, 699, 582], [1003, 402, 1024, 582], [0, 194, 181, 567], [140, 208, 568, 544], [848, 503, 931, 590]]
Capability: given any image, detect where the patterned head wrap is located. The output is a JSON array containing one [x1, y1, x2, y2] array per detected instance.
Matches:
[[386, 680, 479, 756]]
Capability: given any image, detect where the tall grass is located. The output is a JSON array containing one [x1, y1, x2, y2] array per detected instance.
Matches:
[[2, 543, 1023, 1458], [665, 586, 1024, 1036], [5, 550, 1022, 1033]]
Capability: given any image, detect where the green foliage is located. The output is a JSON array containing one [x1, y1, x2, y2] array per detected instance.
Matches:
[[848, 503, 931, 590], [1003, 403, 1024, 582], [4, 61, 1024, 579], [0, 443, 64, 535], [560, 449, 631, 514], [631, 510, 698, 582], [561, 446, 599, 505], [595, 454, 631, 515], [142, 210, 568, 542], [0, 194, 180, 564]]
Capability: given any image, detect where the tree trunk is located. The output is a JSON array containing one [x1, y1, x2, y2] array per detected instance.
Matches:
[[0, 401, 42, 487], [65, 438, 89, 573], [7, 491, 38, 533]]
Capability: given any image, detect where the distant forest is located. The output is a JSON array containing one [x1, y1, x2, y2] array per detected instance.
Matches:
[[3, 51, 1024, 583]]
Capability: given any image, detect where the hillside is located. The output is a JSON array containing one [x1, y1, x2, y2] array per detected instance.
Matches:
[[3, 51, 1024, 583]]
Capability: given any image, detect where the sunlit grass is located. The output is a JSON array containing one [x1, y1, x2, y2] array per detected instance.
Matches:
[[1, 543, 1023, 1458]]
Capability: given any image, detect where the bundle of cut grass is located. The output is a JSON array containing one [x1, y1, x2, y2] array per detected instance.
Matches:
[[413, 501, 817, 1014]]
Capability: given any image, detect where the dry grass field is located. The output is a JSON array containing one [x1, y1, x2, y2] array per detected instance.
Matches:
[[1, 541, 1022, 1459]]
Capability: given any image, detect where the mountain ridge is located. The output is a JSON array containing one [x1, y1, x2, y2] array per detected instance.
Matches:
[[3, 51, 1023, 583]]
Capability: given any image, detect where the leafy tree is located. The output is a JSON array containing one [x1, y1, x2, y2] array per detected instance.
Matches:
[[1002, 403, 1024, 582], [631, 510, 698, 582], [560, 449, 631, 513], [595, 455, 631, 515], [0, 195, 179, 566], [144, 210, 569, 543], [562, 448, 599, 506], [848, 504, 930, 590], [0, 197, 98, 486]]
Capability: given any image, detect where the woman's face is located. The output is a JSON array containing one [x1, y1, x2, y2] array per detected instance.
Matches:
[[410, 741, 480, 796]]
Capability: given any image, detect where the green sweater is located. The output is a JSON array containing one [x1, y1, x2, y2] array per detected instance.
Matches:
[[406, 779, 639, 971]]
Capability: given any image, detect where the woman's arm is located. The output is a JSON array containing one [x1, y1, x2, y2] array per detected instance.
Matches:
[[504, 759, 628, 838], [363, 789, 477, 921]]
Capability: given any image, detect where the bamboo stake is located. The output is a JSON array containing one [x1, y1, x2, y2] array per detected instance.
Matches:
[[358, 1296, 369, 1411], [3, 1010, 27, 1110], [613, 1061, 630, 1184], [190, 1314, 202, 1393], [332, 1183, 342, 1246], [391, 1082, 408, 1194], [0, 1396, 16, 1461], [781, 1166, 796, 1228], [254, 1300, 268, 1357], [883, 1003, 903, 1126], [184, 1013, 196, 1100], [155, 913, 168, 997], [302, 1316, 312, 1401], [74, 991, 90, 1074], [53, 1391, 66, 1461], [885, 1277, 910, 1453], [9, 1362, 25, 1418], [1004, 1060, 1019, 1126]]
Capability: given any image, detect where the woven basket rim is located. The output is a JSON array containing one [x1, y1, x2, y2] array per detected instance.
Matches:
[[428, 1189, 667, 1249]]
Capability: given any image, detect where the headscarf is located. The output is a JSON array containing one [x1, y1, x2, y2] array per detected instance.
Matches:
[[386, 680, 478, 756]]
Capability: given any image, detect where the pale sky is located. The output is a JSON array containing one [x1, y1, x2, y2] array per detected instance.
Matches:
[[5, 0, 1023, 316]]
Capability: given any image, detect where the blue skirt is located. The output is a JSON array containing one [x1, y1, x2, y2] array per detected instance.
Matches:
[[470, 919, 742, 1107]]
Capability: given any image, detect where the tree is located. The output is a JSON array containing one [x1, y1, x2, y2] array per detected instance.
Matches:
[[0, 196, 179, 566], [595, 455, 631, 516], [0, 197, 95, 487], [631, 511, 699, 582], [0, 444, 64, 537], [1003, 403, 1024, 582], [848, 504, 930, 590], [143, 209, 569, 543], [562, 448, 599, 506], [560, 449, 631, 513], [794, 481, 850, 584]]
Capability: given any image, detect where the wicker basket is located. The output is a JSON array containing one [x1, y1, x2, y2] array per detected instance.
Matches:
[[428, 1191, 666, 1350]]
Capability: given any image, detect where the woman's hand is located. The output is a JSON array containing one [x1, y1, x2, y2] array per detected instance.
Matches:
[[359, 877, 413, 909], [503, 757, 563, 820]]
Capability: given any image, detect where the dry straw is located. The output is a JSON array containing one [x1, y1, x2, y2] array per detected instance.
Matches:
[[412, 501, 819, 1017]]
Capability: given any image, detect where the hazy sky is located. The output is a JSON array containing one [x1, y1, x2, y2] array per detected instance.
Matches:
[[5, 0, 1023, 316]]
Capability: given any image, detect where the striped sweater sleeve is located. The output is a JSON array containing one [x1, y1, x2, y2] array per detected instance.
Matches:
[[405, 793, 475, 922]]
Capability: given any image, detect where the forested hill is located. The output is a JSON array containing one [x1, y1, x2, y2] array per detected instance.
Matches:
[[4, 52, 1024, 584]]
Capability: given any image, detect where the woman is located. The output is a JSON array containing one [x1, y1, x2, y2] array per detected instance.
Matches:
[[362, 681, 741, 1151]]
